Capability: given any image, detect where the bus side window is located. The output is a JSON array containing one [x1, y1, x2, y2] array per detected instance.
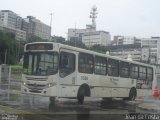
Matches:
[[60, 52, 75, 77], [130, 64, 138, 79], [78, 53, 93, 74], [147, 67, 153, 81], [107, 59, 119, 77], [139, 66, 147, 80], [119, 61, 129, 78], [94, 56, 107, 75]]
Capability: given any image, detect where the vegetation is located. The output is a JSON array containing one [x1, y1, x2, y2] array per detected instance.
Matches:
[[90, 44, 108, 53], [27, 35, 46, 43], [0, 30, 19, 64]]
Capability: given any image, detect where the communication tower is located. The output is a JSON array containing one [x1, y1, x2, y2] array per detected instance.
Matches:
[[89, 6, 98, 30]]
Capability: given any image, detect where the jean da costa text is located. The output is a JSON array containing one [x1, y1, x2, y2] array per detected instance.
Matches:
[[125, 114, 160, 120]]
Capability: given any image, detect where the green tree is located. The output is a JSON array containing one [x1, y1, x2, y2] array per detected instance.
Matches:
[[51, 36, 65, 44], [90, 44, 107, 53], [27, 35, 46, 43], [0, 30, 18, 64], [65, 38, 87, 49]]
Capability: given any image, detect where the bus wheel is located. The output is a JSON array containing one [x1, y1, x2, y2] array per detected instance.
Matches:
[[77, 88, 85, 104], [129, 88, 137, 101], [50, 97, 55, 103], [77, 84, 90, 104]]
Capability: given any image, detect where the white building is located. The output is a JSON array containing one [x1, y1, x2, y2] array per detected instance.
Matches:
[[68, 28, 111, 47], [0, 10, 26, 41], [113, 36, 137, 45], [123, 36, 136, 44], [108, 44, 142, 62], [68, 28, 86, 41], [0, 10, 22, 29], [82, 31, 111, 47], [141, 37, 160, 64], [26, 16, 51, 40]]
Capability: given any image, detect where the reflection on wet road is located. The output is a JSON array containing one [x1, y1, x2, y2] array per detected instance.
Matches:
[[0, 95, 155, 120], [22, 96, 139, 120]]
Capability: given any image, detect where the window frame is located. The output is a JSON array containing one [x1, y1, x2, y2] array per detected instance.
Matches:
[[107, 58, 119, 77], [138, 65, 147, 80], [94, 56, 107, 75], [147, 67, 153, 81], [130, 63, 139, 79], [59, 51, 76, 78], [78, 53, 94, 74], [119, 61, 129, 78], [23, 52, 59, 76]]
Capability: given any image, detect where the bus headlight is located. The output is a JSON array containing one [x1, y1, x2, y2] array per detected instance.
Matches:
[[23, 82, 26, 85], [23, 82, 26, 86], [47, 82, 57, 87]]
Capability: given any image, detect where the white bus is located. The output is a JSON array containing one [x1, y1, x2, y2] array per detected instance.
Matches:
[[21, 42, 157, 104]]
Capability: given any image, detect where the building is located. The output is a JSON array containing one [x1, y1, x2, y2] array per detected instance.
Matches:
[[68, 28, 86, 41], [108, 37, 160, 64], [0, 10, 26, 41], [113, 36, 124, 45], [0, 25, 26, 41], [67, 6, 111, 47], [82, 31, 111, 47], [113, 36, 137, 45], [0, 10, 23, 29], [25, 16, 51, 40], [141, 37, 160, 64], [108, 44, 142, 62]]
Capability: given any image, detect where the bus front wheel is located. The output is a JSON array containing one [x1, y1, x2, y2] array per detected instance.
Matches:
[[77, 88, 85, 104], [77, 84, 90, 104]]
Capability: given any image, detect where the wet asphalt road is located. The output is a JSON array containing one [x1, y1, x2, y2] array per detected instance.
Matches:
[[0, 80, 159, 120], [1, 93, 159, 120]]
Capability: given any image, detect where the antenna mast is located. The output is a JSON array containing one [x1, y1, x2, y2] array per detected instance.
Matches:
[[90, 6, 98, 30]]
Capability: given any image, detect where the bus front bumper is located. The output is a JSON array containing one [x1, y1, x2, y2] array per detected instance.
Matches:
[[21, 85, 57, 97]]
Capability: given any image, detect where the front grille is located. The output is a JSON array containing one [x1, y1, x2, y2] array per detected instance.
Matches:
[[27, 84, 45, 87], [25, 76, 48, 93], [27, 83, 46, 90], [26, 76, 47, 81], [29, 90, 42, 93]]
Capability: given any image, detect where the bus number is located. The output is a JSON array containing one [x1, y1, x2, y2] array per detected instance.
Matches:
[[81, 76, 88, 80]]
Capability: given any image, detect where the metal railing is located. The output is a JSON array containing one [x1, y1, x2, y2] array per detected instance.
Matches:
[[0, 66, 22, 103]]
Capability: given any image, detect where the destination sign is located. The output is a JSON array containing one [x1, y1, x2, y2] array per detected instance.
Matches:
[[26, 43, 53, 50]]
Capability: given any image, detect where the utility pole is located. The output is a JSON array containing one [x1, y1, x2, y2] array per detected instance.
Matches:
[[75, 23, 77, 47], [4, 49, 7, 64], [49, 13, 53, 41]]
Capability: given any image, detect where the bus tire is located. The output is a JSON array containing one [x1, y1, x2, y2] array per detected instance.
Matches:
[[77, 84, 90, 104], [129, 88, 137, 101], [50, 97, 55, 103]]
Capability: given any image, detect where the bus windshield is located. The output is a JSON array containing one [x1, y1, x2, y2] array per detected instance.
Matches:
[[23, 52, 58, 76]]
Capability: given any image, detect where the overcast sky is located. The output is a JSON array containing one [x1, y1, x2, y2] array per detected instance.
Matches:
[[1, 0, 160, 38]]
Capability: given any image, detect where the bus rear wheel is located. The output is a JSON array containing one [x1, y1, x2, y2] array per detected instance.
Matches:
[[50, 97, 55, 103], [129, 88, 137, 101]]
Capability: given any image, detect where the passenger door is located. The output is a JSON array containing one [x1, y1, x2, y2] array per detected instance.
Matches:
[[58, 49, 77, 97]]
